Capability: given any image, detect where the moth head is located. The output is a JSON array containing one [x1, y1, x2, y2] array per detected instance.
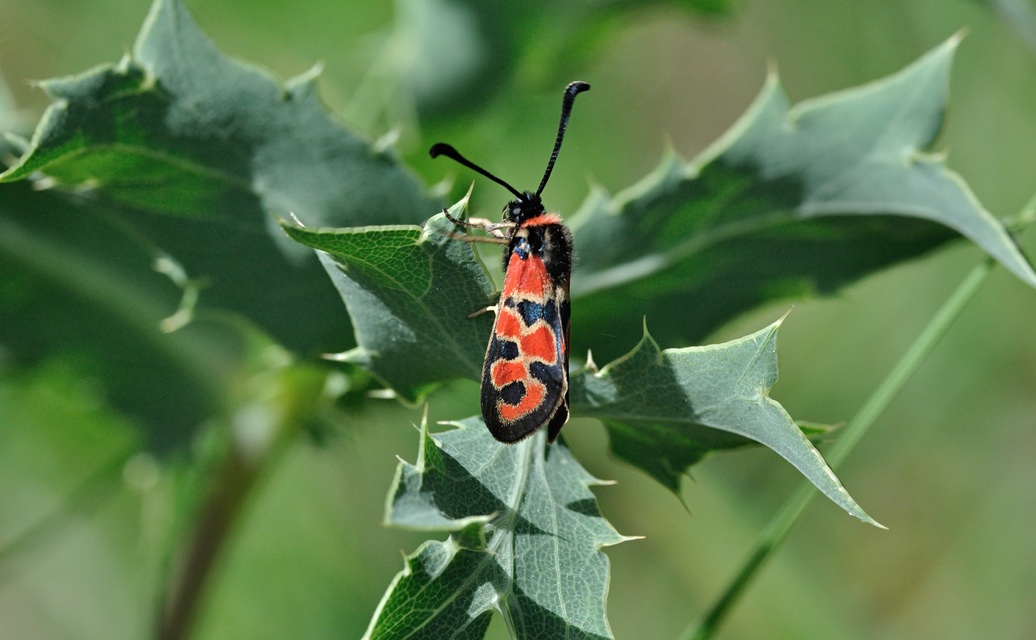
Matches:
[[503, 191, 545, 224]]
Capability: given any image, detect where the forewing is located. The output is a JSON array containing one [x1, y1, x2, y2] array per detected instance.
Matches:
[[481, 248, 568, 442]]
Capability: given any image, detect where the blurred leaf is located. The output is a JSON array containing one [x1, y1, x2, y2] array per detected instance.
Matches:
[[0, 180, 221, 451], [0, 362, 139, 568], [567, 35, 1036, 360], [0, 0, 432, 232], [156, 321, 333, 638], [393, 0, 733, 116], [980, 0, 1036, 53], [0, 167, 335, 454], [367, 418, 625, 639], [570, 318, 879, 524], [280, 205, 495, 402], [0, 69, 25, 138], [0, 0, 437, 355]]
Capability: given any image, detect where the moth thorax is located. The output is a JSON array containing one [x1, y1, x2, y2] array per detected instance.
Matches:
[[514, 225, 544, 251], [511, 223, 572, 283]]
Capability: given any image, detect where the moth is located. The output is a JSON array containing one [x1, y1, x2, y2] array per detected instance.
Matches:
[[430, 81, 589, 443]]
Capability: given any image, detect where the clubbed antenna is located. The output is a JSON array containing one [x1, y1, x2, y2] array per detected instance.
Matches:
[[428, 143, 524, 201], [536, 81, 590, 196], [429, 81, 591, 200]]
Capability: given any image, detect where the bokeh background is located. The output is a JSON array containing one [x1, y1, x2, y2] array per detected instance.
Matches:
[[2, 0, 1036, 638]]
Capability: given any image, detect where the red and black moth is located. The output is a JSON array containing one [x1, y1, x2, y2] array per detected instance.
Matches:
[[430, 81, 590, 443]]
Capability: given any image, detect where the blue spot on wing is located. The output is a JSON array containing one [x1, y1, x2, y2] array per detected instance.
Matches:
[[516, 300, 557, 328], [513, 237, 530, 260]]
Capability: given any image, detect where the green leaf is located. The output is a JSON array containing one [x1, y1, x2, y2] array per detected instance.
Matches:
[[282, 207, 877, 522], [0, 0, 438, 355], [280, 37, 1029, 524], [368, 417, 626, 639], [280, 203, 495, 402], [1, 0, 433, 234], [567, 35, 1036, 360], [570, 317, 880, 526], [0, 179, 220, 452]]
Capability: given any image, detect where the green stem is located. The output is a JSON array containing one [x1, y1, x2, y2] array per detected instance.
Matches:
[[682, 257, 995, 640]]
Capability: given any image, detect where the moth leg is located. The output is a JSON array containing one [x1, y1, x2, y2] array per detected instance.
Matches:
[[466, 304, 498, 319], [443, 209, 492, 229], [448, 232, 509, 245], [442, 209, 515, 235]]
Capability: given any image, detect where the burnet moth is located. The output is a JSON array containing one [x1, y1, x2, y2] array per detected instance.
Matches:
[[430, 81, 589, 443]]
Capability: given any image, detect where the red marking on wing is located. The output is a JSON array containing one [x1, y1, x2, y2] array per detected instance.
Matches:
[[521, 325, 557, 364], [491, 360, 526, 388], [495, 307, 523, 340], [485, 291, 562, 424], [501, 252, 548, 300]]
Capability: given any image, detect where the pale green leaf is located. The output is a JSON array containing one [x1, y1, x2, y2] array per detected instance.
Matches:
[[367, 418, 626, 639], [280, 204, 494, 402], [571, 318, 880, 525]]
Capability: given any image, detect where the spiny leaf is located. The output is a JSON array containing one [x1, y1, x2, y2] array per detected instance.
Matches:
[[283, 207, 878, 522], [0, 0, 438, 356], [571, 317, 880, 526], [567, 34, 1036, 360], [280, 38, 1032, 524], [0, 0, 433, 238], [280, 204, 494, 402], [367, 418, 626, 639]]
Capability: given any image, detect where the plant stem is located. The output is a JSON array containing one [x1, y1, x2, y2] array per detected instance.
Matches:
[[156, 443, 263, 640], [154, 362, 326, 640], [682, 257, 995, 640]]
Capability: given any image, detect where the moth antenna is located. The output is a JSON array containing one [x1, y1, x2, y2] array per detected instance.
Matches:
[[429, 143, 524, 201], [535, 81, 590, 197]]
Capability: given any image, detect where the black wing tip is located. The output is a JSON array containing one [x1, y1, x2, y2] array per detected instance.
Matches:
[[484, 404, 570, 445]]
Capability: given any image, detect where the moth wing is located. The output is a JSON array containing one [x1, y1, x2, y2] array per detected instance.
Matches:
[[546, 284, 571, 443], [480, 260, 568, 443]]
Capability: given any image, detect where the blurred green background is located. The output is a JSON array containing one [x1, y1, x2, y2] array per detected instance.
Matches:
[[2, 0, 1036, 638]]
